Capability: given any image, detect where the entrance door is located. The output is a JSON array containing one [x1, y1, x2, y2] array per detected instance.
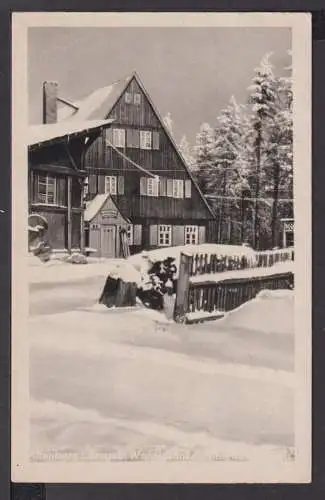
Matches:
[[100, 225, 116, 258]]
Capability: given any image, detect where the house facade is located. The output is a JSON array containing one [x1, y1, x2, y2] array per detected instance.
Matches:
[[28, 111, 113, 252], [54, 73, 216, 256]]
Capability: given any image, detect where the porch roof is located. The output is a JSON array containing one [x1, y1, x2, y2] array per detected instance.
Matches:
[[27, 119, 114, 148]]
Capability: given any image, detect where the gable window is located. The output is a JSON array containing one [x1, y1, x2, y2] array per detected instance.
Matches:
[[158, 225, 172, 247], [112, 128, 125, 148], [36, 173, 57, 205], [134, 93, 141, 105], [125, 92, 132, 104], [140, 130, 152, 150], [104, 176, 117, 195], [147, 177, 159, 196], [140, 176, 159, 196], [172, 179, 184, 199], [185, 225, 198, 245]]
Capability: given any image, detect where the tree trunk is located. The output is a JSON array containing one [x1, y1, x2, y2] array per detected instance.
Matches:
[[271, 162, 281, 248], [217, 168, 227, 243]]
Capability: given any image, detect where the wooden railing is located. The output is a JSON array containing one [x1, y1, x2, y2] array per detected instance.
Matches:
[[174, 250, 294, 324]]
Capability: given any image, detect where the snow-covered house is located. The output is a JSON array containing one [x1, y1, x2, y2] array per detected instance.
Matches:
[[49, 72, 216, 256], [28, 108, 114, 252]]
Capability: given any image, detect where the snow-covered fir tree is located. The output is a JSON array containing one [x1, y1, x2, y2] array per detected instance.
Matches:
[[192, 122, 216, 194], [178, 135, 194, 166], [247, 52, 279, 249], [263, 60, 293, 247]]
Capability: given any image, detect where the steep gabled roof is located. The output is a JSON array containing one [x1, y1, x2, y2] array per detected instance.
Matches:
[[59, 72, 215, 219], [58, 75, 133, 121]]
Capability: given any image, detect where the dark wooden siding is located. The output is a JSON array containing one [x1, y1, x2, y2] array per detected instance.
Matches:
[[83, 75, 214, 222]]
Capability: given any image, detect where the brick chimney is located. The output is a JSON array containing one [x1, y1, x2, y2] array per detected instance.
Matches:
[[42, 81, 58, 124]]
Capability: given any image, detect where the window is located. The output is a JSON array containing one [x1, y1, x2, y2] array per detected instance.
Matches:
[[112, 128, 125, 148], [36, 173, 57, 205], [140, 130, 152, 150], [158, 225, 172, 247], [185, 226, 198, 245], [125, 92, 132, 104], [140, 177, 159, 196], [126, 224, 133, 245], [134, 93, 141, 105], [147, 177, 159, 196], [185, 179, 192, 198], [104, 176, 117, 195], [172, 179, 184, 199]]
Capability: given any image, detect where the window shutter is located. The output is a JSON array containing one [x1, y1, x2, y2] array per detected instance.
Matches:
[[134, 130, 140, 148], [150, 225, 158, 246], [118, 176, 124, 195], [133, 225, 142, 246], [126, 129, 133, 148], [198, 226, 206, 244], [179, 180, 184, 199], [185, 179, 192, 198], [105, 128, 113, 144], [152, 131, 160, 150], [140, 177, 147, 195], [98, 175, 105, 194], [172, 225, 185, 246], [167, 178, 173, 197], [159, 177, 167, 196], [153, 177, 159, 196]]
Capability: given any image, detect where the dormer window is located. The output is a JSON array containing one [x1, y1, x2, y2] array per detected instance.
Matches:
[[134, 93, 141, 105], [125, 92, 132, 104]]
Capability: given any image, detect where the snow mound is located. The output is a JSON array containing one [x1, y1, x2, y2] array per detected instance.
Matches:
[[218, 290, 294, 336], [105, 261, 141, 284], [128, 244, 257, 273]]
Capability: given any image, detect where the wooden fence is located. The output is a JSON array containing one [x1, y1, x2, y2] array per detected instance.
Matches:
[[174, 250, 294, 324], [189, 247, 294, 276]]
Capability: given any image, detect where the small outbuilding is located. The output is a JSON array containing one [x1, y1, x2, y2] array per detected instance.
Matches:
[[84, 194, 132, 258]]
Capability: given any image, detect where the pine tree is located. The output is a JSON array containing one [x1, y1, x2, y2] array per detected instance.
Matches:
[[179, 134, 194, 166], [192, 122, 216, 194], [247, 52, 278, 249], [264, 67, 293, 247]]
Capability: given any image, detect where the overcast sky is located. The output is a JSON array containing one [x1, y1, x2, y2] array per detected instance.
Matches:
[[28, 27, 291, 144]]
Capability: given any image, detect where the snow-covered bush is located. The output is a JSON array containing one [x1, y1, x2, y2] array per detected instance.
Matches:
[[65, 252, 88, 265], [137, 256, 178, 311]]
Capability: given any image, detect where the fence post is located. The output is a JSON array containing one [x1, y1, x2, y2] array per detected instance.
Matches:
[[173, 252, 192, 323]]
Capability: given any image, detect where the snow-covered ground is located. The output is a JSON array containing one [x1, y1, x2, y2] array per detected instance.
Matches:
[[28, 247, 295, 463], [29, 285, 294, 463]]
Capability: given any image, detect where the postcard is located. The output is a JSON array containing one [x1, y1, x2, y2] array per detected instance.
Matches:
[[11, 12, 311, 483]]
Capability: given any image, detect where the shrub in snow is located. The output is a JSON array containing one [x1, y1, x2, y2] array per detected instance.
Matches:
[[65, 252, 88, 265], [137, 256, 178, 311]]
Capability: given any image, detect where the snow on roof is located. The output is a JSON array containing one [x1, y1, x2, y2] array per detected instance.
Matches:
[[57, 75, 133, 122], [84, 194, 110, 222], [28, 119, 114, 147]]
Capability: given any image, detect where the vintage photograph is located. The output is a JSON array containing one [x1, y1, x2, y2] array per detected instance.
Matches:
[[12, 13, 311, 483]]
